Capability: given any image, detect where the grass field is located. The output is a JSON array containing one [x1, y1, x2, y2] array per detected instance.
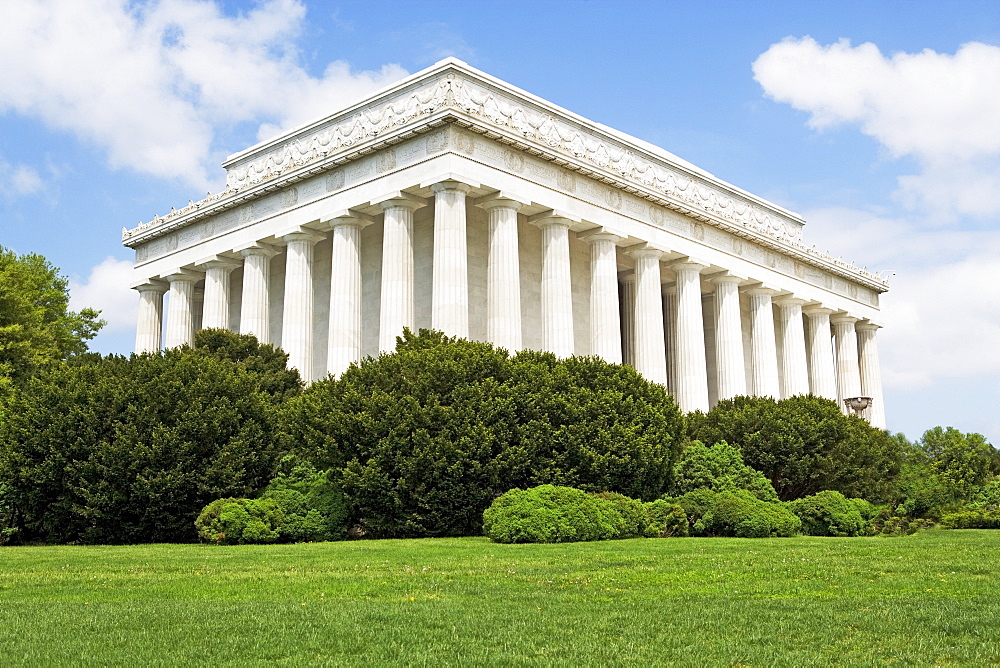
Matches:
[[1, 531, 998, 666]]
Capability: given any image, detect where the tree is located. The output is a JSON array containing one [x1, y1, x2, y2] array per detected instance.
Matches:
[[0, 330, 296, 544], [0, 247, 104, 389], [688, 395, 902, 502]]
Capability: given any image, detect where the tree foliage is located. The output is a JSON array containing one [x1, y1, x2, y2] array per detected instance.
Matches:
[[688, 395, 902, 502], [281, 329, 686, 538], [0, 330, 296, 543], [0, 246, 104, 391], [669, 440, 778, 501]]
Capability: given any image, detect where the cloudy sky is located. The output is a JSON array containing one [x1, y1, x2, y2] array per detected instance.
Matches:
[[2, 0, 998, 444]]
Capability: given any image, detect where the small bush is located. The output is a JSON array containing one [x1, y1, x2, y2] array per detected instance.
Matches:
[[940, 508, 1000, 529], [644, 499, 689, 537], [483, 485, 626, 543], [671, 489, 799, 538], [670, 440, 779, 502], [788, 491, 867, 537], [594, 492, 650, 537]]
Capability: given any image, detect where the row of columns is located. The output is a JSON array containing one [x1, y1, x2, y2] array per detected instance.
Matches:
[[135, 179, 885, 429]]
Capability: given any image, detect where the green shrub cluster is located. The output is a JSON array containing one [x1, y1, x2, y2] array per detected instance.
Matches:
[[939, 508, 1000, 529], [196, 461, 347, 544], [482, 485, 688, 543], [672, 489, 800, 538], [788, 490, 868, 537], [670, 440, 778, 501]]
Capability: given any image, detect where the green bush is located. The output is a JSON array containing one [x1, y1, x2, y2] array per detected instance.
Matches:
[[671, 489, 800, 538], [643, 499, 689, 537], [939, 508, 1000, 529], [483, 485, 627, 543], [788, 490, 867, 537], [670, 440, 778, 501], [594, 492, 650, 537]]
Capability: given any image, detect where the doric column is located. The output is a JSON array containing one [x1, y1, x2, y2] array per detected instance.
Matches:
[[581, 230, 623, 363], [856, 322, 887, 429], [164, 270, 201, 349], [378, 196, 425, 353], [133, 280, 167, 354], [327, 213, 373, 377], [711, 275, 746, 401], [431, 181, 472, 338], [192, 288, 204, 334], [197, 257, 240, 331], [673, 260, 710, 413], [775, 297, 810, 398], [239, 243, 279, 344], [480, 198, 522, 352], [831, 314, 863, 415], [804, 306, 838, 400], [662, 285, 678, 395], [531, 213, 575, 358], [619, 274, 636, 366], [281, 229, 324, 383], [629, 248, 667, 384], [747, 287, 780, 398]]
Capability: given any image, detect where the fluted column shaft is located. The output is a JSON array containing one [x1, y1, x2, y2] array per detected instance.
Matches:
[[832, 315, 863, 414], [200, 259, 238, 330], [857, 322, 887, 429], [482, 198, 522, 351], [164, 273, 198, 349], [379, 199, 423, 353], [662, 286, 678, 395], [328, 216, 369, 376], [775, 298, 810, 397], [431, 182, 471, 338], [630, 249, 667, 384], [712, 276, 746, 400], [748, 288, 780, 398], [674, 261, 710, 412], [134, 282, 166, 353], [620, 275, 636, 366], [240, 245, 277, 344], [281, 231, 323, 382], [586, 233, 623, 363], [535, 216, 575, 357], [805, 307, 838, 400]]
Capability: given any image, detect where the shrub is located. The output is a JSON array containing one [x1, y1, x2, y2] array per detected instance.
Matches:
[[671, 489, 799, 538], [594, 492, 650, 537], [643, 499, 689, 537], [788, 490, 867, 537], [670, 440, 778, 501], [483, 485, 627, 543], [939, 508, 1000, 529]]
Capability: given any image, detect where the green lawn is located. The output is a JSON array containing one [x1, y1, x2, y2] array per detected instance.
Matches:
[[1, 531, 998, 666]]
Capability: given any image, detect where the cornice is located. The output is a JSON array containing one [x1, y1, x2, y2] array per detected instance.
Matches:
[[122, 58, 888, 292]]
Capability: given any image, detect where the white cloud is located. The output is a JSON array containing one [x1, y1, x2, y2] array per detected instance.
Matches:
[[753, 37, 1000, 222], [69, 257, 137, 334], [0, 0, 408, 189], [0, 158, 44, 198]]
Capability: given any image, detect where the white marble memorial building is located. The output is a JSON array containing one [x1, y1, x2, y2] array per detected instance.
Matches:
[[123, 58, 888, 428]]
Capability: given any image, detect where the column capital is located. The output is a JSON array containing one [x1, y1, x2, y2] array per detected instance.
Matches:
[[578, 228, 624, 244], [420, 173, 481, 191], [744, 285, 781, 297], [194, 255, 241, 272], [429, 179, 475, 194], [855, 320, 883, 331], [803, 305, 835, 317], [710, 274, 744, 287], [627, 246, 663, 261], [774, 296, 808, 308], [478, 195, 529, 212], [237, 242, 281, 258], [163, 268, 204, 284], [670, 258, 709, 273], [528, 210, 578, 229], [279, 229, 326, 245], [131, 279, 168, 293], [830, 313, 860, 325], [373, 192, 426, 211], [618, 270, 636, 285], [324, 209, 376, 230]]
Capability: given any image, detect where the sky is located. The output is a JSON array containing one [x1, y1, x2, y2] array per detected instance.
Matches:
[[1, 0, 998, 444]]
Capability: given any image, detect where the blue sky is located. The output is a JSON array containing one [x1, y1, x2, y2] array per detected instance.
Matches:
[[2, 0, 999, 444]]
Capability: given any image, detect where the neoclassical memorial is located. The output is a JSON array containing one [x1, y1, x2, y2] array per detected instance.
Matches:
[[123, 58, 888, 428]]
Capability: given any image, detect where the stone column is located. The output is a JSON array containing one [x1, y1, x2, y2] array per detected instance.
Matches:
[[832, 314, 863, 415], [281, 230, 324, 383], [480, 198, 522, 352], [327, 214, 372, 377], [619, 274, 636, 366], [134, 280, 167, 354], [192, 288, 204, 334], [239, 244, 279, 344], [711, 275, 746, 401], [629, 248, 667, 384], [775, 297, 810, 398], [747, 287, 780, 398], [431, 181, 471, 339], [673, 261, 710, 413], [164, 271, 200, 349], [378, 197, 424, 353], [804, 306, 837, 400], [856, 322, 887, 429], [197, 257, 240, 331], [582, 231, 623, 364], [662, 285, 678, 395], [532, 213, 575, 358]]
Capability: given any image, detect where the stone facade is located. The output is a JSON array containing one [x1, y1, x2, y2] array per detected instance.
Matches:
[[123, 58, 888, 428]]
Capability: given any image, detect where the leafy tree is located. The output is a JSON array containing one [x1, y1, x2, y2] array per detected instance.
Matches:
[[688, 395, 902, 502], [0, 330, 295, 544], [917, 427, 999, 497], [0, 246, 104, 391], [281, 329, 686, 538], [669, 440, 779, 501]]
